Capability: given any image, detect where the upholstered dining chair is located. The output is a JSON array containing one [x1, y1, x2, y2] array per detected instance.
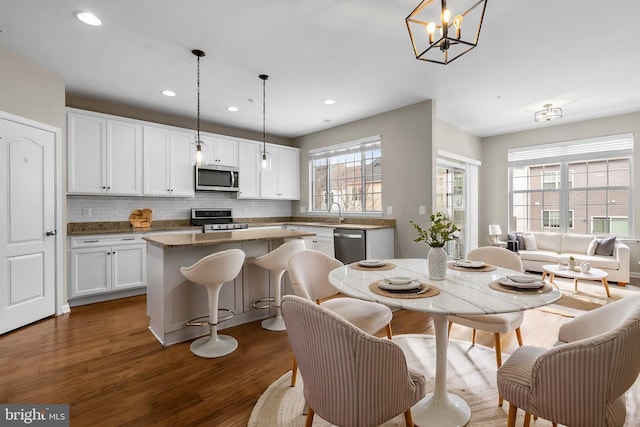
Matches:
[[281, 295, 425, 427], [497, 294, 640, 427], [448, 246, 526, 369], [287, 250, 393, 387]]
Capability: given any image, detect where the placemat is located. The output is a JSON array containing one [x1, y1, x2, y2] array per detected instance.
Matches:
[[369, 281, 439, 299], [448, 262, 497, 272], [489, 280, 554, 294], [350, 262, 396, 271]]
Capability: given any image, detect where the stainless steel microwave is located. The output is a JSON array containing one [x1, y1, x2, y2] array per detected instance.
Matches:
[[195, 164, 239, 192]]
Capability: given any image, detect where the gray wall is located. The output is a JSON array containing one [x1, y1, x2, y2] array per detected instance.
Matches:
[[0, 45, 66, 130], [293, 101, 435, 258], [481, 112, 640, 278]]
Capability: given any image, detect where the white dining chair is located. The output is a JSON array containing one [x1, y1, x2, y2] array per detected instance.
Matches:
[[448, 247, 525, 367]]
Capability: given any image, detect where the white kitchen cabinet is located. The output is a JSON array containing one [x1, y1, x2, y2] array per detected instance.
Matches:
[[237, 139, 262, 199], [201, 134, 237, 166], [260, 143, 300, 200], [295, 225, 334, 257], [143, 126, 194, 197], [69, 234, 147, 302], [67, 110, 143, 195]]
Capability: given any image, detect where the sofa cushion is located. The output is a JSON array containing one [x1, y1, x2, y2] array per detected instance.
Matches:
[[587, 240, 598, 256], [519, 250, 558, 263], [523, 234, 537, 250], [561, 233, 595, 255], [532, 232, 563, 252], [512, 233, 525, 252], [595, 236, 616, 256]]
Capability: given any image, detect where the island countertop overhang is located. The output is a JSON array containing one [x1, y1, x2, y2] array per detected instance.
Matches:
[[143, 228, 315, 249]]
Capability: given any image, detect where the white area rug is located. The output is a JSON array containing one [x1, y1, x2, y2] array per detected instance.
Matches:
[[249, 334, 640, 426], [534, 275, 639, 317]]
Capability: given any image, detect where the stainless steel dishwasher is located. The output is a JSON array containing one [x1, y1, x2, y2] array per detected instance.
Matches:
[[333, 228, 366, 264]]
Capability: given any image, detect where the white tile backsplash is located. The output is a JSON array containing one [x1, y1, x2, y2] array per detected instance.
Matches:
[[67, 193, 292, 222]]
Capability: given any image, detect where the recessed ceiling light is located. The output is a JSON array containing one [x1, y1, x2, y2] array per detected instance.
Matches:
[[227, 106, 239, 112], [323, 99, 336, 105], [74, 11, 102, 26], [161, 90, 176, 97]]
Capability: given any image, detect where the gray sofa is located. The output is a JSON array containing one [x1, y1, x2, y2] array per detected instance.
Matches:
[[511, 232, 630, 285]]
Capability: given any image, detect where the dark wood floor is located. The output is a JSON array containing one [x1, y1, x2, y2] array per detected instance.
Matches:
[[0, 295, 571, 426]]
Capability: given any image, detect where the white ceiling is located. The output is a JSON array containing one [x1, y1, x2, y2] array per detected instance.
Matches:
[[2, 0, 640, 139]]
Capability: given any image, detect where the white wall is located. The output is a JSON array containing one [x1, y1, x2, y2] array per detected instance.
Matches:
[[481, 112, 640, 278]]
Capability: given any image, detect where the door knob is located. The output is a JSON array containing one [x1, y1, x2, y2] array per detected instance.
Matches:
[[46, 230, 57, 236]]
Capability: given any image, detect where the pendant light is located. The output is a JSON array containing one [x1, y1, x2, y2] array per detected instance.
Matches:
[[191, 49, 207, 166], [259, 74, 272, 172]]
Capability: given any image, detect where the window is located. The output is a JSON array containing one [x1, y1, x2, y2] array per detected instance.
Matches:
[[509, 134, 633, 237], [309, 136, 382, 213], [542, 210, 574, 229]]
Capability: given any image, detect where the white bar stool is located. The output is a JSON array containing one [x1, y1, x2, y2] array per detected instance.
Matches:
[[180, 249, 245, 358], [250, 239, 305, 331]]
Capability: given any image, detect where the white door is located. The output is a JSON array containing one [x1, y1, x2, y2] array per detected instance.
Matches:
[[0, 116, 56, 334]]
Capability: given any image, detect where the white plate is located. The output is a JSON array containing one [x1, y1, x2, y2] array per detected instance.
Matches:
[[507, 274, 538, 283], [358, 260, 387, 268], [455, 260, 485, 268], [386, 276, 412, 285], [378, 279, 422, 291], [499, 277, 544, 289]]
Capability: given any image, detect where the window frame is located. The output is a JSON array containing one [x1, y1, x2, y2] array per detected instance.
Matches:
[[308, 136, 382, 215], [508, 134, 633, 237]]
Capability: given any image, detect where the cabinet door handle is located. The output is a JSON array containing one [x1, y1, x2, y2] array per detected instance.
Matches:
[[121, 237, 135, 241], [84, 240, 99, 243], [45, 230, 57, 236]]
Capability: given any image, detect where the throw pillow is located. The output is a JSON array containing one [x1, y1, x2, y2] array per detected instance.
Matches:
[[595, 236, 616, 256], [587, 239, 597, 256], [523, 234, 537, 251], [515, 233, 525, 252]]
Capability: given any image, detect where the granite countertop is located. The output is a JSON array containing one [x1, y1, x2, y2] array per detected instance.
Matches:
[[67, 216, 395, 236], [144, 228, 316, 249]]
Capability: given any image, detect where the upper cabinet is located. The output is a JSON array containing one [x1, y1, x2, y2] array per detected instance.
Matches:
[[260, 143, 300, 200], [67, 110, 143, 195], [66, 108, 299, 199], [143, 126, 194, 197], [237, 139, 262, 199], [201, 135, 238, 167]]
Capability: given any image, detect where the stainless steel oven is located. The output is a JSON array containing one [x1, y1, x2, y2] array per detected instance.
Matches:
[[191, 208, 248, 232]]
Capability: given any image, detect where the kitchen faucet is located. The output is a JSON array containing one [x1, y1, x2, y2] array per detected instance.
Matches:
[[328, 202, 343, 224]]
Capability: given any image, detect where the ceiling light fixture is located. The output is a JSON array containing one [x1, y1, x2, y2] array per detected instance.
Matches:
[[405, 0, 487, 65], [323, 99, 336, 105], [161, 90, 176, 97], [227, 106, 239, 112], [534, 104, 563, 122], [73, 11, 102, 26], [191, 49, 207, 166], [259, 74, 271, 172]]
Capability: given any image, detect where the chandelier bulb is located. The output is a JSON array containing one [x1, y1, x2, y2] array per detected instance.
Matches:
[[453, 15, 463, 39], [442, 9, 451, 24], [426, 22, 436, 43]]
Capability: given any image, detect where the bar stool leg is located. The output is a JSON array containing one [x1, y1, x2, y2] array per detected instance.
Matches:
[[190, 283, 238, 358], [261, 269, 287, 331]]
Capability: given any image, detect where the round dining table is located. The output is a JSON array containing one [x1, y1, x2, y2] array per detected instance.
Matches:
[[328, 258, 562, 427]]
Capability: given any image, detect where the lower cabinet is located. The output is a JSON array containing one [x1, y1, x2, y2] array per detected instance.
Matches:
[[69, 234, 147, 304], [284, 225, 335, 257]]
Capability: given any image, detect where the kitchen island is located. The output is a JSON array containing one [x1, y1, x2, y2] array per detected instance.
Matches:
[[144, 228, 315, 346]]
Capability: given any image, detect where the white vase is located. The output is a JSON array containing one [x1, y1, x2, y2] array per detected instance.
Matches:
[[428, 246, 448, 280]]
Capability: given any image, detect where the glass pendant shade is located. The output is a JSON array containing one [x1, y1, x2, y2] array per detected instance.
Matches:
[[260, 150, 272, 172], [191, 140, 207, 166]]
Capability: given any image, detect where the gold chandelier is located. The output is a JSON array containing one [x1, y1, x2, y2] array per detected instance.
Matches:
[[406, 0, 488, 65]]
